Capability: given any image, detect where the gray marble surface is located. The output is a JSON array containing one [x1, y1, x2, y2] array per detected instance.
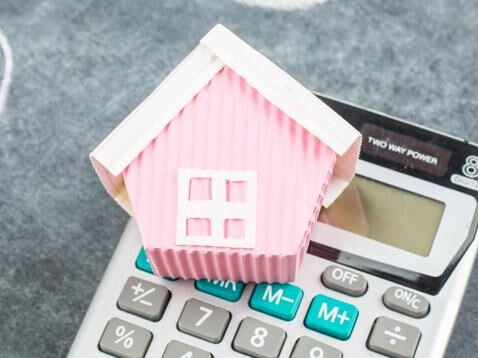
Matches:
[[0, 1, 477, 357]]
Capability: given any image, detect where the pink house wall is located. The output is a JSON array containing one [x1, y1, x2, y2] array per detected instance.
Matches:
[[122, 66, 336, 281]]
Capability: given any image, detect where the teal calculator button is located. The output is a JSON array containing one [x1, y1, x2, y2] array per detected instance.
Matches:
[[249, 283, 303, 321], [304, 294, 358, 340], [195, 279, 245, 302], [136, 248, 154, 274], [135, 248, 177, 281]]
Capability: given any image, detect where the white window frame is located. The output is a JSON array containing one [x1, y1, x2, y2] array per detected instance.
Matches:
[[176, 168, 257, 248]]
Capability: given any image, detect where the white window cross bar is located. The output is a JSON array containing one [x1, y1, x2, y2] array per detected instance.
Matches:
[[176, 168, 257, 248]]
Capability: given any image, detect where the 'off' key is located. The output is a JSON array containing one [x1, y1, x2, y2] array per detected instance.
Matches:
[[321, 265, 368, 297]]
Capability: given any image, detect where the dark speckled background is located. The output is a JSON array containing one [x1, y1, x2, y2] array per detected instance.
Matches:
[[0, 1, 477, 357]]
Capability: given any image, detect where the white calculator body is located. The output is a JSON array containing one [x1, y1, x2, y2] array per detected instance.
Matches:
[[69, 96, 478, 358]]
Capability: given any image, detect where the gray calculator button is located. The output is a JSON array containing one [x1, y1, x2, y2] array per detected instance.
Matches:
[[321, 265, 367, 297], [232, 317, 286, 358], [99, 318, 152, 358], [117, 276, 171, 321], [383, 286, 429, 318], [367, 316, 421, 358], [162, 340, 213, 358], [177, 298, 230, 343], [290, 336, 342, 358]]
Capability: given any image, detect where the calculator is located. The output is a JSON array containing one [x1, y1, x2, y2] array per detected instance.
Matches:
[[68, 95, 478, 358]]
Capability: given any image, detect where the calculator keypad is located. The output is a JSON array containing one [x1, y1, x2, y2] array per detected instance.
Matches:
[[367, 316, 421, 358], [232, 317, 286, 358], [117, 277, 171, 321], [96, 249, 428, 358], [290, 336, 343, 358], [99, 318, 152, 358], [177, 298, 231, 343], [162, 340, 213, 358]]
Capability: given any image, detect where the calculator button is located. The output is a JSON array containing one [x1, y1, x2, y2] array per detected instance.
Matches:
[[304, 294, 358, 340], [99, 318, 152, 358], [367, 316, 421, 358], [195, 279, 245, 302], [249, 283, 303, 321], [321, 265, 367, 297], [232, 317, 286, 358], [177, 298, 231, 343], [162, 340, 212, 358], [290, 336, 343, 358], [117, 277, 171, 321], [383, 286, 429, 318], [136, 248, 154, 275]]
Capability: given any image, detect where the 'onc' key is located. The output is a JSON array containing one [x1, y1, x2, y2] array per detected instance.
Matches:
[[382, 286, 429, 318]]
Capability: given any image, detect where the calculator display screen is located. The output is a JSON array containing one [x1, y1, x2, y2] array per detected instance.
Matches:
[[318, 176, 445, 256]]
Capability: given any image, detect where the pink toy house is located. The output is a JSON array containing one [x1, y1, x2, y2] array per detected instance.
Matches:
[[91, 25, 361, 282]]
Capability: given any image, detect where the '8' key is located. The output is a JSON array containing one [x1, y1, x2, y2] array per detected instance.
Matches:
[[232, 317, 286, 358]]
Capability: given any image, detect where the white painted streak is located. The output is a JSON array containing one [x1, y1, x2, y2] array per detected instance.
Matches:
[[232, 0, 330, 10], [0, 29, 13, 117]]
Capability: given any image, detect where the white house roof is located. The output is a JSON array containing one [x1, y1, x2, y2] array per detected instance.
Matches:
[[90, 24, 362, 214]]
